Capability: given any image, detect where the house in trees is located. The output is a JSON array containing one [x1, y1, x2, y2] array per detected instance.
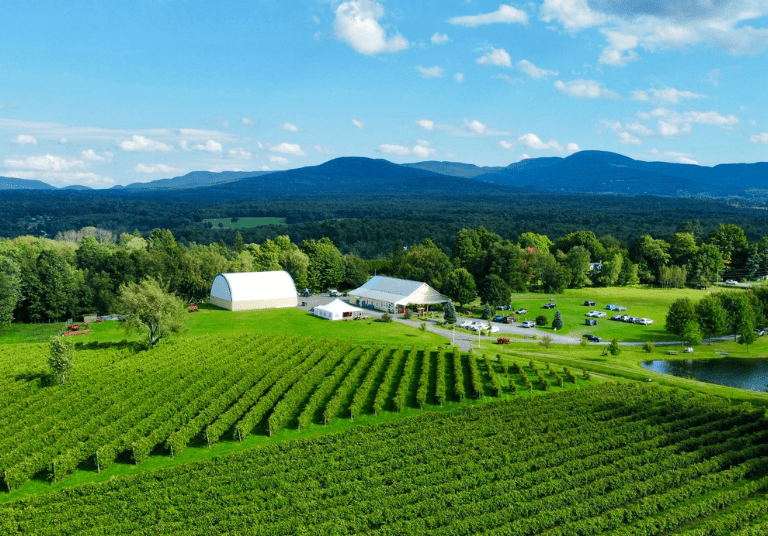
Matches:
[[209, 271, 298, 311], [348, 275, 449, 314]]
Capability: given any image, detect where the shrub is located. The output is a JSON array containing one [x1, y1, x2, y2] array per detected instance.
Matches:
[[419, 322, 427, 332], [403, 309, 413, 320], [378, 313, 393, 323], [481, 305, 492, 320], [642, 341, 654, 353], [608, 338, 621, 356], [552, 310, 564, 331], [535, 314, 548, 326], [539, 335, 553, 349]]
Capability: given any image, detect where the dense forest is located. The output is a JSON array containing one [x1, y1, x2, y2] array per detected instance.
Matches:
[[2, 189, 768, 259]]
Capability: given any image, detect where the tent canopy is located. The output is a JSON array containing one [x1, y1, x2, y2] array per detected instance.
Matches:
[[313, 299, 365, 320]]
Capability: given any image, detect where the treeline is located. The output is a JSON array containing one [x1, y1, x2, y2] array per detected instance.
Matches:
[[0, 228, 369, 324], [2, 217, 764, 324], [4, 189, 768, 259]]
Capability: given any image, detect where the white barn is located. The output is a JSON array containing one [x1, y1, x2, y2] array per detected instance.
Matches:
[[313, 299, 365, 321], [348, 276, 449, 313], [209, 271, 298, 311]]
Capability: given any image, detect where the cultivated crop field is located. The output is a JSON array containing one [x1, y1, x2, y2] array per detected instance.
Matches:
[[1, 334, 578, 496], [3, 383, 768, 535]]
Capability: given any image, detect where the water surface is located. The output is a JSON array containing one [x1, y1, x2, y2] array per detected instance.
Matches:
[[641, 358, 768, 392]]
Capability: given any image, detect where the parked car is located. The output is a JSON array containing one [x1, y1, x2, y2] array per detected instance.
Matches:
[[515, 308, 527, 315], [329, 289, 340, 297], [493, 315, 506, 322], [521, 320, 536, 328], [459, 320, 474, 329], [543, 302, 556, 309], [469, 322, 489, 331], [754, 328, 765, 337], [489, 325, 500, 333], [585, 318, 598, 326], [586, 310, 599, 317], [725, 279, 738, 285], [606, 304, 627, 311], [594, 311, 607, 318], [610, 314, 623, 321], [583, 300, 596, 306], [583, 334, 602, 342], [498, 304, 511, 310]]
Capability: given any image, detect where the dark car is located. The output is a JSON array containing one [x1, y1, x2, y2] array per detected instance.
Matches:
[[498, 305, 511, 310], [583, 334, 602, 342], [543, 302, 556, 309], [585, 318, 598, 326], [583, 300, 596, 306], [493, 316, 506, 322]]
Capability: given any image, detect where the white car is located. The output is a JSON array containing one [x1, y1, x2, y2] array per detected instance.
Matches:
[[586, 310, 599, 317], [594, 311, 607, 318], [521, 320, 536, 328], [725, 279, 738, 285], [637, 318, 654, 325], [489, 325, 500, 333], [459, 320, 474, 329]]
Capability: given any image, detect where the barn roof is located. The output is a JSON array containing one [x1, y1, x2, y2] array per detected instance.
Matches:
[[349, 276, 448, 305], [211, 271, 297, 302]]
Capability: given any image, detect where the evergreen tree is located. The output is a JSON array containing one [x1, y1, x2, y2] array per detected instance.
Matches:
[[443, 301, 457, 325], [481, 304, 492, 320], [552, 310, 563, 330]]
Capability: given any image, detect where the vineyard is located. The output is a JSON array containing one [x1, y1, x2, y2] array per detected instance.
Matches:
[[2, 383, 768, 534], [0, 335, 568, 492]]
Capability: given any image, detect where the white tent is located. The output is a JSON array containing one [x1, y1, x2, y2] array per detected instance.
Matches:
[[210, 271, 298, 311], [313, 299, 365, 321]]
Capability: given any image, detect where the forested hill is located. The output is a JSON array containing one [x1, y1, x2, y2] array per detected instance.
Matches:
[[119, 170, 273, 190], [0, 176, 55, 190]]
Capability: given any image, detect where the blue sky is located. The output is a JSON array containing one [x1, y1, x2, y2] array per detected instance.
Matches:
[[1, 0, 767, 187]]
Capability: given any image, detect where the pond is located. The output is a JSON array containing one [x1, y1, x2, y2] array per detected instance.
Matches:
[[641, 358, 768, 392]]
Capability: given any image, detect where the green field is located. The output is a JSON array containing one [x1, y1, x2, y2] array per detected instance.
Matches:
[[202, 216, 286, 229], [464, 286, 733, 342]]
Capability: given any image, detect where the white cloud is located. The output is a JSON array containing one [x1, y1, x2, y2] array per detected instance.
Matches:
[[119, 135, 174, 152], [269, 142, 306, 156], [191, 139, 223, 153], [454, 72, 465, 83], [242, 117, 256, 127], [5, 154, 87, 172], [566, 142, 580, 153], [449, 4, 528, 27], [431, 32, 450, 44], [228, 148, 252, 159], [315, 145, 335, 155], [379, 144, 412, 156], [640, 108, 739, 129], [476, 47, 512, 67], [657, 120, 692, 137], [378, 141, 435, 158], [516, 59, 557, 78], [602, 119, 658, 144], [499, 140, 515, 150], [647, 148, 699, 165], [517, 153, 531, 161], [11, 134, 37, 146], [706, 68, 722, 86], [464, 119, 487, 135], [632, 87, 705, 104], [540, 0, 606, 31], [281, 122, 299, 133], [134, 163, 180, 174], [333, 0, 409, 55], [493, 74, 520, 84], [518, 133, 563, 151], [415, 119, 434, 131], [417, 65, 445, 78], [269, 155, 290, 165], [751, 132, 768, 144], [554, 79, 620, 99], [8, 170, 114, 186], [80, 149, 113, 162], [352, 118, 365, 129]]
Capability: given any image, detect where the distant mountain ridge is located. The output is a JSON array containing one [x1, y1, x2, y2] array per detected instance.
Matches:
[[1, 151, 766, 200]]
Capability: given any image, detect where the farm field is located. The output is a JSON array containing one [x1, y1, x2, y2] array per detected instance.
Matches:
[[4, 383, 768, 534], [1, 334, 584, 498], [202, 216, 286, 229], [466, 286, 741, 342]]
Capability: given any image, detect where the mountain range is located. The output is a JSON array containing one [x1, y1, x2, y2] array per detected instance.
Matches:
[[1, 151, 766, 201]]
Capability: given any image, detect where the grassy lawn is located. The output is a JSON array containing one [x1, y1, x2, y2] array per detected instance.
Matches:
[[0, 305, 447, 348], [202, 217, 286, 229], [462, 286, 717, 343]]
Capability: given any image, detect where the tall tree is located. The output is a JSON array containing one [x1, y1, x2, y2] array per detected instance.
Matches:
[[719, 291, 755, 341], [0, 256, 21, 326], [695, 294, 726, 344], [301, 237, 345, 292], [116, 278, 188, 348], [665, 297, 696, 337], [478, 275, 510, 308], [48, 336, 75, 384], [443, 301, 457, 325], [443, 268, 477, 308], [394, 238, 452, 291]]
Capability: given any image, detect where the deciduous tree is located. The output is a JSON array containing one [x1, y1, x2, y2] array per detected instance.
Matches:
[[116, 278, 188, 349]]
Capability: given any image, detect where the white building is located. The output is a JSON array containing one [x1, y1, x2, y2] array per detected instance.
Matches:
[[209, 271, 298, 311], [313, 299, 365, 321], [348, 275, 449, 313]]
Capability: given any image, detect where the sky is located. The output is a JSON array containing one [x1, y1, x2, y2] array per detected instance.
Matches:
[[1, 0, 767, 188]]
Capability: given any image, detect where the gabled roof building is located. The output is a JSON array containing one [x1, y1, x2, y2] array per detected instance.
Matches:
[[209, 271, 298, 311], [348, 276, 449, 312]]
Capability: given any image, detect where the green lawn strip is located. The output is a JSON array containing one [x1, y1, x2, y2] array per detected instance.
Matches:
[[201, 217, 286, 229]]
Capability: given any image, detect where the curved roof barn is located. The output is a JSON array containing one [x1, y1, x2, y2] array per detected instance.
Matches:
[[210, 271, 298, 311]]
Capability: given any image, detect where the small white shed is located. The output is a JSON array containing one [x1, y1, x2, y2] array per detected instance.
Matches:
[[313, 299, 365, 321]]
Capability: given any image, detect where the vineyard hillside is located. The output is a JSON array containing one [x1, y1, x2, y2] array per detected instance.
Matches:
[[3, 383, 768, 534]]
